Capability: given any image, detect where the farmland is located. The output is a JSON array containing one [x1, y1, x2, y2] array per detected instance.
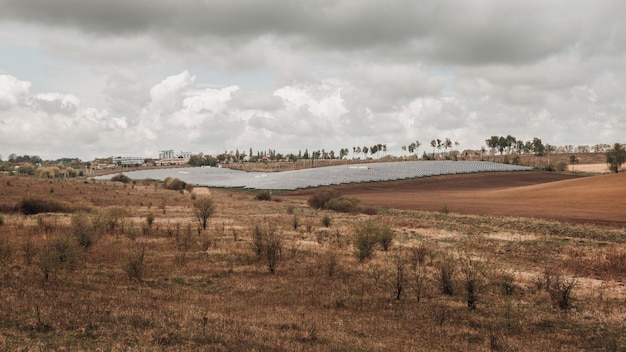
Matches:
[[0, 169, 625, 351]]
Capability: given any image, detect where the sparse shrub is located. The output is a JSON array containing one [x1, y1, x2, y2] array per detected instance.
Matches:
[[255, 190, 272, 201], [184, 183, 195, 193], [102, 207, 127, 234], [324, 196, 360, 213], [193, 196, 216, 230], [359, 206, 378, 215], [437, 255, 456, 296], [353, 221, 380, 262], [111, 173, 131, 183], [163, 177, 186, 191], [321, 215, 332, 227], [391, 249, 409, 300], [146, 212, 156, 229], [292, 215, 299, 230], [0, 234, 12, 267], [555, 161, 568, 172], [251, 224, 266, 260], [377, 225, 395, 251], [125, 244, 146, 281], [19, 197, 72, 215], [250, 222, 283, 273], [71, 213, 97, 249], [38, 236, 82, 280], [321, 248, 340, 277], [459, 254, 485, 310], [0, 214, 4, 226], [265, 231, 282, 274], [548, 275, 577, 310], [307, 189, 340, 209]]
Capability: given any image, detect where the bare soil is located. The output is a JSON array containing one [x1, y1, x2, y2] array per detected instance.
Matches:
[[281, 171, 626, 226]]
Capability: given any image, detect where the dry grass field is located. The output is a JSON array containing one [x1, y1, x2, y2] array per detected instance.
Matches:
[[0, 171, 625, 351]]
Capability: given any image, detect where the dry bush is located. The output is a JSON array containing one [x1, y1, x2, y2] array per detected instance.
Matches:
[[162, 177, 186, 191], [255, 190, 272, 201], [436, 253, 456, 296], [353, 221, 380, 262], [38, 235, 82, 280], [193, 196, 216, 230], [110, 173, 131, 183], [124, 243, 146, 281], [71, 213, 97, 249], [324, 196, 361, 213], [307, 189, 340, 209], [250, 222, 283, 273]]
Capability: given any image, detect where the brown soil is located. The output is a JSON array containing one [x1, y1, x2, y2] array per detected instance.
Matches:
[[281, 171, 626, 226]]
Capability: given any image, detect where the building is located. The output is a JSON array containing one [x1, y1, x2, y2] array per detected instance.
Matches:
[[159, 150, 192, 159], [112, 156, 145, 166]]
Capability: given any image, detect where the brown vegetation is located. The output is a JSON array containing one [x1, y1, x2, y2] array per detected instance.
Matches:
[[0, 172, 624, 350]]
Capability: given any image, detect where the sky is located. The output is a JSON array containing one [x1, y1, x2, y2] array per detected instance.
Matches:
[[0, 0, 625, 161]]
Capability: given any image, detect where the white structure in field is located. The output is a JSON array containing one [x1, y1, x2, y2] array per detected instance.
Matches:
[[159, 150, 192, 159]]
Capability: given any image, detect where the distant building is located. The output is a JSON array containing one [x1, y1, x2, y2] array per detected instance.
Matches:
[[112, 157, 145, 166], [156, 150, 192, 166], [159, 150, 191, 159]]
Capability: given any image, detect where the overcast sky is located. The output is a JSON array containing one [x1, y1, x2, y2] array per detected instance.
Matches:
[[1, 0, 625, 160]]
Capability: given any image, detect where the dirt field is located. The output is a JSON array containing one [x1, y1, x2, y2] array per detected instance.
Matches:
[[281, 171, 626, 226]]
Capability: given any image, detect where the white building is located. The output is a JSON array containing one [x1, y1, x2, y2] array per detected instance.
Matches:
[[112, 156, 145, 166], [159, 150, 191, 159]]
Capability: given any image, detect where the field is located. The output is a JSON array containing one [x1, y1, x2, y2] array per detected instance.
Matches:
[[0, 171, 625, 351]]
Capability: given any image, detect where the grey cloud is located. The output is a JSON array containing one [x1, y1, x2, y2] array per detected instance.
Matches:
[[3, 0, 622, 66]]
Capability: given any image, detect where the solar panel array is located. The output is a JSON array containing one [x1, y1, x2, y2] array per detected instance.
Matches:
[[95, 161, 533, 190]]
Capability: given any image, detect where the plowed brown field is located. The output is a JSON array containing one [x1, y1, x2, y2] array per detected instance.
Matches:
[[281, 171, 626, 226]]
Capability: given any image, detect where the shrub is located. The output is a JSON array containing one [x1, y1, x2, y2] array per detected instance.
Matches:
[[125, 244, 146, 281], [193, 196, 216, 230], [19, 197, 72, 215], [0, 214, 4, 226], [324, 196, 360, 213], [38, 236, 82, 280], [353, 221, 380, 262], [146, 212, 156, 229], [255, 190, 272, 201], [111, 173, 131, 183], [437, 255, 456, 296], [71, 213, 97, 249], [0, 234, 12, 267], [307, 189, 340, 209], [163, 177, 186, 191], [377, 225, 395, 251], [250, 222, 283, 273], [321, 215, 332, 227]]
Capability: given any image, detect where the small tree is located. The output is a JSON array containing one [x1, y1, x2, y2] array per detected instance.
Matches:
[[606, 143, 626, 173], [194, 196, 216, 230]]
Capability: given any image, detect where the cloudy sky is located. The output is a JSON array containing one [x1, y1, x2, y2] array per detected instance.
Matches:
[[1, 0, 625, 160]]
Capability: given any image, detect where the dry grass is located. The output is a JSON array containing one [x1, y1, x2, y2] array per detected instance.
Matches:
[[0, 173, 624, 351]]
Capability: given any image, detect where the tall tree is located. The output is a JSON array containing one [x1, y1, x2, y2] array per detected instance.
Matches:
[[606, 143, 626, 173]]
